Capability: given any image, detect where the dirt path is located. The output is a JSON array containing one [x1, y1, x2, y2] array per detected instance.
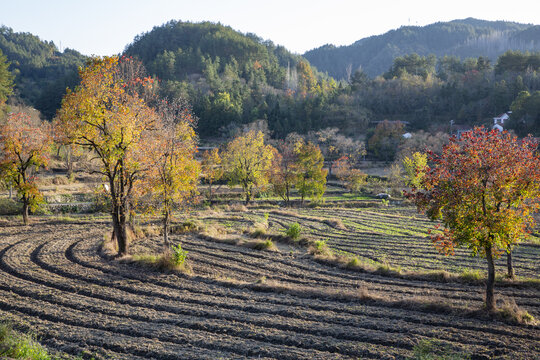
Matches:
[[0, 219, 538, 359]]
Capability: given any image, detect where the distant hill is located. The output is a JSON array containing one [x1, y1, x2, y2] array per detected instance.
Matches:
[[0, 26, 87, 119], [124, 20, 336, 137], [304, 18, 540, 79]]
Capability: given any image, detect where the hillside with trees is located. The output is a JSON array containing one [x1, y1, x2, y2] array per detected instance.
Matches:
[[123, 21, 343, 138], [1, 20, 539, 157], [0, 26, 87, 119], [304, 18, 540, 79]]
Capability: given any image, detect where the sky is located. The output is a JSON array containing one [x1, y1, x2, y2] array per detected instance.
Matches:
[[2, 0, 540, 56]]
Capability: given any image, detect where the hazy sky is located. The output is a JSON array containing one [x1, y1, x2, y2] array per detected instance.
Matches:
[[3, 0, 540, 56]]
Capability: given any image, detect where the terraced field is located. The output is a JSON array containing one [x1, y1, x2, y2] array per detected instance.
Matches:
[[263, 206, 540, 279], [0, 212, 538, 359]]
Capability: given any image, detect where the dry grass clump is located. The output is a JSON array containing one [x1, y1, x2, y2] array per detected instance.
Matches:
[[497, 298, 537, 325], [250, 226, 267, 238], [52, 175, 70, 185], [245, 277, 374, 302], [246, 238, 278, 252], [134, 224, 161, 238], [323, 218, 347, 230], [130, 251, 192, 274], [308, 239, 332, 257], [200, 223, 229, 238], [170, 219, 203, 234], [229, 203, 248, 212]]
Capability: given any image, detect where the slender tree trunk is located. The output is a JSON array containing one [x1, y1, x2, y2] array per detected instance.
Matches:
[[506, 250, 515, 279], [66, 145, 73, 178], [163, 208, 170, 247], [245, 190, 251, 205], [8, 184, 12, 200], [22, 199, 29, 226], [208, 182, 213, 204], [285, 184, 290, 205], [485, 244, 496, 311]]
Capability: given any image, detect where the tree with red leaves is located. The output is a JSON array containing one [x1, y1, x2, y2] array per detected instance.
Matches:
[[0, 113, 52, 225], [407, 127, 540, 311]]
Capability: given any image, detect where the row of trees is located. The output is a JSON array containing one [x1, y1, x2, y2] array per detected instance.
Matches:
[[0, 56, 199, 256], [201, 131, 328, 205], [1, 55, 333, 256]]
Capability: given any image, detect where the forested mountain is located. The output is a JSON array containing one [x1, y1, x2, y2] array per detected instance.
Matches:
[[124, 20, 342, 137], [0, 26, 86, 119], [304, 18, 540, 79]]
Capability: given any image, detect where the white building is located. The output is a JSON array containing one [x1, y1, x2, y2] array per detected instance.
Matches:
[[493, 112, 511, 126]]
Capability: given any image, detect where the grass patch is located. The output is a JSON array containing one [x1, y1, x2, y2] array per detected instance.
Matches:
[[0, 322, 51, 360], [458, 269, 483, 282], [412, 339, 468, 360]]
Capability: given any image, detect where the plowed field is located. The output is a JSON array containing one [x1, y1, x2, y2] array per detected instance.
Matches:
[[0, 215, 538, 359]]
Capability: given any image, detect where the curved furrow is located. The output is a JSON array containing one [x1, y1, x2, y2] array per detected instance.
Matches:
[[67, 234, 540, 344], [1, 222, 538, 359], [4, 241, 392, 359], [31, 237, 437, 357]]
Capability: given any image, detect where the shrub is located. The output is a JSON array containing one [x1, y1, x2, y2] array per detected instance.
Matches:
[[171, 243, 188, 267], [285, 222, 302, 240]]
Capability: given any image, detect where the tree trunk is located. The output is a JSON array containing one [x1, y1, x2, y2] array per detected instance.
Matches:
[[506, 250, 515, 279], [208, 182, 214, 204], [112, 206, 128, 256], [245, 191, 251, 205], [22, 199, 29, 226], [485, 244, 496, 311], [66, 145, 73, 178], [8, 184, 12, 200], [163, 209, 170, 247]]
